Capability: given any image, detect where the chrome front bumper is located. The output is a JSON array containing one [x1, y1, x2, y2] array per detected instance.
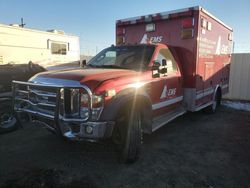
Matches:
[[12, 80, 114, 140], [62, 121, 114, 141]]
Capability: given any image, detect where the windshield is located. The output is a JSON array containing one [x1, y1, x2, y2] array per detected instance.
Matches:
[[88, 45, 155, 71]]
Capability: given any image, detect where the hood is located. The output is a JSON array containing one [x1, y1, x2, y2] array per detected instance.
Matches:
[[30, 68, 139, 90]]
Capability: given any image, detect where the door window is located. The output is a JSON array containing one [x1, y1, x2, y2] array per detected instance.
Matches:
[[156, 49, 178, 74]]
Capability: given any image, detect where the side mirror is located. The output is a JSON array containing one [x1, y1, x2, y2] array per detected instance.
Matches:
[[162, 59, 167, 66], [152, 60, 160, 70], [152, 60, 161, 78], [152, 59, 168, 78], [80, 60, 87, 67], [160, 59, 168, 75]]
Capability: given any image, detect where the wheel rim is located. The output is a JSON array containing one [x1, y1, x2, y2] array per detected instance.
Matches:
[[0, 113, 17, 129], [212, 100, 217, 110]]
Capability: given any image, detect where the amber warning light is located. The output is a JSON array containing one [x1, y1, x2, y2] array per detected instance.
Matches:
[[181, 17, 194, 39]]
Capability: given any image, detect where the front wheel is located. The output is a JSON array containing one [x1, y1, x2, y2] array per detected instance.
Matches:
[[113, 108, 142, 163], [0, 99, 19, 134]]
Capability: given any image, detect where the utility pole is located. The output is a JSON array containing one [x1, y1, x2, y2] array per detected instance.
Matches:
[[232, 41, 235, 54], [19, 18, 26, 28]]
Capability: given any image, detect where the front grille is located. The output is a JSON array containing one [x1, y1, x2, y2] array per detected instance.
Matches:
[[12, 81, 92, 122], [61, 88, 82, 118]]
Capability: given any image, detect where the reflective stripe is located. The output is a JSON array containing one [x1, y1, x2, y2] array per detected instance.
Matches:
[[152, 96, 183, 110], [196, 87, 213, 95], [196, 88, 214, 100], [196, 84, 229, 100]]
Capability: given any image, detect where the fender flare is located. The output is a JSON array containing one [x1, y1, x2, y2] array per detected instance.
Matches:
[[100, 88, 152, 131], [213, 84, 222, 101]]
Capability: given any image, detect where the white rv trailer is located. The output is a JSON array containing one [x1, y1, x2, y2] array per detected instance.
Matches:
[[0, 23, 80, 70]]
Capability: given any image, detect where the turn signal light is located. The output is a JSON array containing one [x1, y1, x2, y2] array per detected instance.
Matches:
[[181, 28, 194, 39], [116, 36, 125, 45]]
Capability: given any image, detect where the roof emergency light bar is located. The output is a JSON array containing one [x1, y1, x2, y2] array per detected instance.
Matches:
[[116, 6, 232, 31], [116, 7, 195, 26]]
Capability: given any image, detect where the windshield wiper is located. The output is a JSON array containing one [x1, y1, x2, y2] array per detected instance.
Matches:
[[87, 64, 130, 69], [87, 64, 100, 68], [100, 65, 129, 69]]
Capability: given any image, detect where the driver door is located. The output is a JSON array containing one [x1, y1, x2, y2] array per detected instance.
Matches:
[[150, 48, 183, 117]]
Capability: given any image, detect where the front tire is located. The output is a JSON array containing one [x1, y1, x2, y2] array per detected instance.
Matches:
[[113, 108, 142, 163]]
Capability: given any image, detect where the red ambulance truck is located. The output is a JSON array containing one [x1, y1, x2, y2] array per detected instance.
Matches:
[[13, 6, 233, 162]]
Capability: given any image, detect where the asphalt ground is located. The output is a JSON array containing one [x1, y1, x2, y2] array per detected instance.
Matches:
[[0, 106, 249, 188]]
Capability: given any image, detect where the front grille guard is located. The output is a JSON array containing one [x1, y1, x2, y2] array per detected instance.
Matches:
[[12, 80, 93, 123]]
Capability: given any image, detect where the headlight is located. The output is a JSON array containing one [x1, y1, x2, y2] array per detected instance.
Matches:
[[81, 94, 103, 107], [81, 94, 103, 108], [81, 94, 89, 105], [80, 93, 104, 120], [92, 95, 103, 120], [92, 95, 103, 107]]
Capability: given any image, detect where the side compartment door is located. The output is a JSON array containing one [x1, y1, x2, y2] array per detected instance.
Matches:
[[151, 48, 183, 117]]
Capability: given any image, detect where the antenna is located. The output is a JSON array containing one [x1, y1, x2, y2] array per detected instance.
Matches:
[[19, 18, 26, 28]]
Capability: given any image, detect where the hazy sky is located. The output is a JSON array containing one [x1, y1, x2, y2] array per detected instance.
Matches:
[[1, 0, 250, 55]]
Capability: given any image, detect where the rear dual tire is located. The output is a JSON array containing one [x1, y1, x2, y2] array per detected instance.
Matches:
[[205, 90, 221, 113]]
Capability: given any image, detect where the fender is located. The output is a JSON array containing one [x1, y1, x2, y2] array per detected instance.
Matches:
[[100, 87, 153, 133], [213, 84, 222, 101]]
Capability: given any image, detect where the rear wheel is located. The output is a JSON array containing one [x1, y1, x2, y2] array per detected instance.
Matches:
[[113, 108, 142, 163], [205, 90, 221, 114]]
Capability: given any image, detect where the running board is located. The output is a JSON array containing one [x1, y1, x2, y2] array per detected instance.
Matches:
[[152, 107, 186, 132], [195, 101, 213, 111]]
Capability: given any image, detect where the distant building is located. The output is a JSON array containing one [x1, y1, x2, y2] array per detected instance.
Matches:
[[0, 23, 80, 70]]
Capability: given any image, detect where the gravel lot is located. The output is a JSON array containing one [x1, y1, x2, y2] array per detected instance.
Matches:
[[0, 106, 249, 188]]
